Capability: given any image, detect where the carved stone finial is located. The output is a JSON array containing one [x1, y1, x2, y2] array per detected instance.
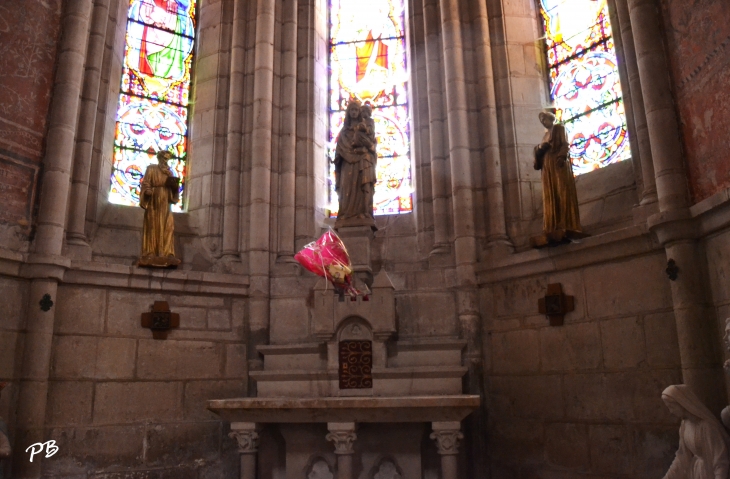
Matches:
[[229, 425, 260, 454], [430, 429, 464, 455], [325, 430, 357, 455]]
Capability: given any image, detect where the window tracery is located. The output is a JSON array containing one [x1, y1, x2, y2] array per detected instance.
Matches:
[[109, 0, 196, 211], [539, 0, 630, 175], [328, 0, 412, 216]]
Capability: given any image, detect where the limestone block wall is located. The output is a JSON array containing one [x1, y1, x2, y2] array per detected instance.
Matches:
[[39, 281, 248, 478], [659, 0, 730, 203], [700, 200, 730, 398], [269, 214, 461, 345], [479, 244, 682, 479], [0, 273, 28, 478]]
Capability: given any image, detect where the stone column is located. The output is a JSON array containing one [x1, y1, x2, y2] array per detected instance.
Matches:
[[66, 0, 111, 258], [14, 3, 92, 477], [423, 0, 450, 255], [277, 0, 298, 262], [614, 0, 657, 206], [430, 422, 463, 479], [438, 0, 477, 282], [629, 0, 724, 412], [472, 0, 512, 256], [229, 422, 260, 479], [326, 422, 357, 479], [627, 0, 687, 212], [34, 0, 94, 257], [248, 0, 276, 348], [221, 0, 249, 263]]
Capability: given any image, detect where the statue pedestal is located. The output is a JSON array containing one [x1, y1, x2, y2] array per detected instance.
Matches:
[[336, 225, 375, 290]]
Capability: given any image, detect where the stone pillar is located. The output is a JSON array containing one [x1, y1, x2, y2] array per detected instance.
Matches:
[[438, 0, 477, 282], [629, 0, 723, 412], [422, 0, 450, 255], [229, 422, 260, 479], [430, 422, 463, 479], [66, 0, 111, 258], [14, 2, 92, 477], [614, 0, 657, 207], [606, 0, 643, 202], [627, 0, 687, 212], [13, 273, 66, 478], [472, 0, 512, 257], [326, 422, 357, 479], [248, 0, 276, 349], [277, 0, 298, 262], [34, 0, 93, 257], [221, 0, 249, 263], [650, 220, 726, 414]]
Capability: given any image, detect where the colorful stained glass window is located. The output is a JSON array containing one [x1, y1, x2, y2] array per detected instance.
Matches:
[[109, 0, 196, 211], [539, 0, 630, 175], [328, 0, 412, 216]]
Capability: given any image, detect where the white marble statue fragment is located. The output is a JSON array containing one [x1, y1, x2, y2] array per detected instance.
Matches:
[[661, 384, 730, 479], [722, 318, 730, 430]]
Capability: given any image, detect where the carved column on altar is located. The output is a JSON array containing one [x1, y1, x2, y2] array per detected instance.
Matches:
[[430, 422, 464, 479], [326, 422, 357, 479], [229, 422, 260, 479]]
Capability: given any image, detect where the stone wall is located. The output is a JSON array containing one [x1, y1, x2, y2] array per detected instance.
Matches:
[[702, 215, 730, 397], [660, 0, 730, 203], [0, 1, 62, 248], [0, 272, 28, 479], [479, 243, 681, 479], [39, 280, 247, 478]]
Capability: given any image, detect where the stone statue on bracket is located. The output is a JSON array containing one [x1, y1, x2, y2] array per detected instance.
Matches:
[[138, 150, 182, 268], [333, 99, 377, 229], [531, 110, 587, 248], [661, 384, 730, 479]]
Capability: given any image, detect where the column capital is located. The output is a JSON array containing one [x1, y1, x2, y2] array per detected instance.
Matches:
[[326, 422, 357, 455], [430, 422, 463, 455], [229, 422, 260, 454]]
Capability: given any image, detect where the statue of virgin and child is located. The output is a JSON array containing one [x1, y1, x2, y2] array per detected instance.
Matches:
[[333, 100, 377, 229]]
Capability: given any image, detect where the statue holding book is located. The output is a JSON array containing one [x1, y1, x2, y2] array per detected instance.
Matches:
[[138, 150, 182, 268]]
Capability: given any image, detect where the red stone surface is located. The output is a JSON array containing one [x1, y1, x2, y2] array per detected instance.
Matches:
[[0, 155, 37, 225], [0, 0, 62, 229], [661, 0, 730, 203]]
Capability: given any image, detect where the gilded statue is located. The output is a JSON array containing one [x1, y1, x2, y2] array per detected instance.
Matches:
[[333, 100, 377, 229], [531, 110, 586, 247], [662, 385, 730, 479], [138, 150, 181, 268]]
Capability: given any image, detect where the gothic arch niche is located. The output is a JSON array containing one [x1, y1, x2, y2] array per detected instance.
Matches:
[[370, 457, 403, 479], [337, 316, 374, 342], [306, 456, 334, 479], [337, 316, 374, 390]]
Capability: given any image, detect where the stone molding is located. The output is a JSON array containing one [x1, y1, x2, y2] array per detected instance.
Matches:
[[429, 429, 463, 455], [326, 430, 357, 454]]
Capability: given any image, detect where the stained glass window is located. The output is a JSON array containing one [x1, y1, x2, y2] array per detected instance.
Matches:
[[328, 0, 412, 216], [109, 0, 196, 211], [539, 0, 630, 175]]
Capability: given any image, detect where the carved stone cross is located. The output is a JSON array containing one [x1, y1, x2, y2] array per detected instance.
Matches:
[[538, 283, 574, 326], [141, 301, 180, 339]]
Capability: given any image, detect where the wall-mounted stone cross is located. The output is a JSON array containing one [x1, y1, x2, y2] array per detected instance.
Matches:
[[141, 301, 179, 339], [538, 283, 574, 326]]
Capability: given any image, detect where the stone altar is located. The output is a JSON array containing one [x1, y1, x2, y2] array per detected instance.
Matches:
[[209, 229, 480, 479]]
